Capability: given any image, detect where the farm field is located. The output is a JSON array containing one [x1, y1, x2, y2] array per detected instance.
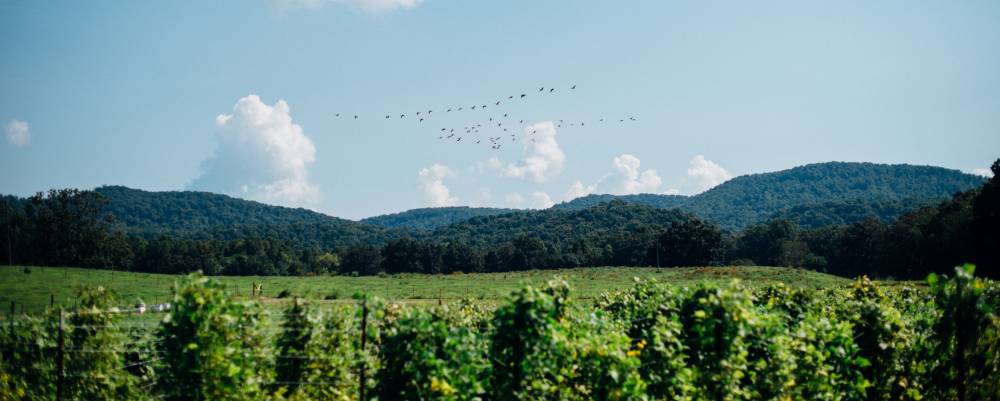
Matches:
[[0, 265, 853, 314]]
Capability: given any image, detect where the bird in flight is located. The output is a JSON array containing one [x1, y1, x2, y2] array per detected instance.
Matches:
[[520, 94, 526, 98], [385, 115, 390, 119], [496, 101, 500, 106], [354, 115, 358, 119], [549, 88, 554, 93], [335, 113, 340, 117], [571, 85, 576, 89]]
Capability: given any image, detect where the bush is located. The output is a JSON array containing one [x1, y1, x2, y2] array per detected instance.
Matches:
[[377, 306, 490, 400], [155, 273, 271, 401], [490, 278, 645, 401]]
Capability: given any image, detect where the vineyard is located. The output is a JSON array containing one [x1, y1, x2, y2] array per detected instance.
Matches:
[[1, 265, 998, 401]]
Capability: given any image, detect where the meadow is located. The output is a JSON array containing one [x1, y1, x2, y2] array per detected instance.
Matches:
[[0, 265, 852, 315]]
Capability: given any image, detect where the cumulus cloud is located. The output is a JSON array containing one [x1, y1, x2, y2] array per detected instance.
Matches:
[[501, 121, 566, 183], [190, 94, 321, 207], [274, 0, 421, 14], [532, 192, 555, 209], [475, 157, 503, 173], [607, 154, 663, 194], [566, 180, 597, 200], [505, 193, 525, 206], [686, 155, 732, 192], [567, 154, 664, 200], [972, 168, 994, 178], [417, 164, 458, 207], [4, 120, 29, 147]]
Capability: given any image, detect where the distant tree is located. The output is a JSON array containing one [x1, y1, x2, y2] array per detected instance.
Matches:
[[656, 218, 724, 267], [972, 159, 999, 278], [732, 219, 799, 266], [340, 244, 383, 275]]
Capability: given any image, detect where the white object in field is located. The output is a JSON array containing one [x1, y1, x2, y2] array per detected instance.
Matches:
[[137, 303, 147, 314]]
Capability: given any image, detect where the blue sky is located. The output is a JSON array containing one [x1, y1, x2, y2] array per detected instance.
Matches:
[[2, 0, 998, 219]]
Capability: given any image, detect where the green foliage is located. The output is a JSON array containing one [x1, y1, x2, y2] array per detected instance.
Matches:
[[65, 286, 143, 401], [557, 162, 985, 229], [377, 306, 490, 400], [926, 264, 1000, 401], [155, 273, 271, 401], [490, 278, 645, 401], [273, 301, 358, 401], [676, 284, 756, 400], [0, 314, 57, 400], [2, 267, 1000, 401], [786, 311, 870, 401], [362, 206, 516, 230]]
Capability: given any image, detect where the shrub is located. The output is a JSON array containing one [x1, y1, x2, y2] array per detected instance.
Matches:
[[490, 278, 645, 401], [926, 264, 1000, 401], [377, 306, 489, 400], [155, 273, 271, 401], [65, 286, 142, 401], [787, 310, 870, 401]]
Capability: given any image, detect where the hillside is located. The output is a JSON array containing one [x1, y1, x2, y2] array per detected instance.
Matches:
[[361, 206, 517, 230], [96, 186, 406, 248], [555, 162, 984, 229], [430, 200, 691, 246]]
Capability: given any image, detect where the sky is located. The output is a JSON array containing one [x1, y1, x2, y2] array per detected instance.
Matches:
[[1, 0, 998, 219]]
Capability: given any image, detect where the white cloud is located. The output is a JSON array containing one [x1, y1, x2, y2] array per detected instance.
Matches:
[[505, 193, 525, 206], [418, 164, 458, 207], [532, 192, 555, 209], [4, 120, 30, 147], [608, 154, 663, 194], [475, 157, 503, 173], [972, 168, 994, 178], [190, 94, 321, 207], [274, 0, 421, 14], [686, 154, 732, 192], [501, 121, 566, 183], [566, 180, 597, 200], [660, 188, 681, 195]]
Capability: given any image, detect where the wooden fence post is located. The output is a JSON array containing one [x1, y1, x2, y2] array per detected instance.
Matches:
[[56, 308, 65, 401]]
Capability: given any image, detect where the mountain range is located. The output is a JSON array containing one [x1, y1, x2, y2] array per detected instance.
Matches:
[[88, 162, 984, 248]]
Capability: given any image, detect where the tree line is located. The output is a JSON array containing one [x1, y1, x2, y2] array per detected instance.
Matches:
[[1, 159, 997, 279]]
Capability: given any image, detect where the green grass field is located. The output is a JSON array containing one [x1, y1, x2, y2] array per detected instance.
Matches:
[[0, 265, 854, 315]]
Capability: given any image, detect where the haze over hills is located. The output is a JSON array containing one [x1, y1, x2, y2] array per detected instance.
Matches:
[[83, 162, 986, 249]]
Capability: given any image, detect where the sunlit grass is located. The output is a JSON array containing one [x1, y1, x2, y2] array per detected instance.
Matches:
[[0, 265, 853, 315]]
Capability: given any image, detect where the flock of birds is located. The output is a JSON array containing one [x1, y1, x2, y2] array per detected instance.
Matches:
[[333, 84, 637, 151]]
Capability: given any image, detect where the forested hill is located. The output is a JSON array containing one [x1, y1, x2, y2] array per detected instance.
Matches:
[[361, 206, 517, 230], [430, 201, 691, 246], [95, 186, 405, 248], [555, 162, 985, 229]]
